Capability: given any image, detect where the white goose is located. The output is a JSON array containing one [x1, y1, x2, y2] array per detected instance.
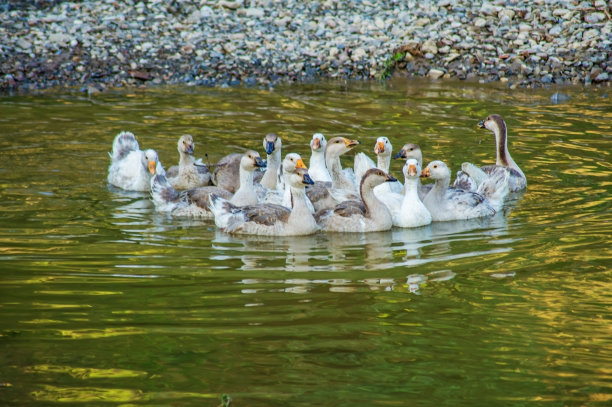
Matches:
[[308, 133, 332, 183], [259, 133, 282, 190], [393, 143, 432, 201], [421, 160, 509, 221], [354, 137, 401, 193], [107, 131, 164, 192], [210, 168, 318, 236], [377, 159, 432, 228], [150, 150, 265, 218], [262, 153, 315, 212], [453, 114, 526, 192], [166, 134, 211, 190], [315, 168, 397, 233]]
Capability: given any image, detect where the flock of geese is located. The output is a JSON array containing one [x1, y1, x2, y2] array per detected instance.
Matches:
[[107, 114, 526, 236]]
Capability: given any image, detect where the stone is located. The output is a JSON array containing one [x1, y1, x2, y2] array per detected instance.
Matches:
[[427, 68, 444, 79]]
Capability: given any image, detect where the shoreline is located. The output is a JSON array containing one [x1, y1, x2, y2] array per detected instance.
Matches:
[[1, 0, 610, 94]]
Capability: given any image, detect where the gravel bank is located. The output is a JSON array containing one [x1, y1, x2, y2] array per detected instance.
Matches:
[[1, 0, 610, 93]]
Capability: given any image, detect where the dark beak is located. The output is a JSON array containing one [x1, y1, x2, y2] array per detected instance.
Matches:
[[186, 144, 194, 154], [255, 157, 267, 168], [478, 120, 485, 128], [393, 151, 406, 159], [386, 174, 398, 183], [303, 173, 315, 185], [265, 141, 275, 155]]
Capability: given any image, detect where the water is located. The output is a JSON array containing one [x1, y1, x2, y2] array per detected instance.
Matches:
[[1, 79, 611, 406]]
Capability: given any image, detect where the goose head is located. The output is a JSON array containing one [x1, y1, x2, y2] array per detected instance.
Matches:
[[420, 160, 450, 181], [325, 136, 361, 158], [283, 153, 307, 175], [241, 150, 266, 171], [288, 167, 315, 189], [360, 168, 397, 191], [403, 158, 421, 179], [393, 143, 423, 165], [478, 114, 506, 135], [143, 149, 161, 174], [374, 137, 392, 157], [310, 132, 327, 151], [178, 134, 194, 155], [263, 133, 281, 155]]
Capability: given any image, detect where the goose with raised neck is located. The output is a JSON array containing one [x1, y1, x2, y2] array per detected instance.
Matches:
[[324, 136, 360, 192], [453, 114, 526, 192], [308, 133, 332, 183], [166, 134, 211, 190], [378, 159, 432, 228]]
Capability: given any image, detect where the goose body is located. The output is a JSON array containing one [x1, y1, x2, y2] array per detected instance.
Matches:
[[453, 114, 526, 192], [151, 150, 265, 217], [166, 134, 211, 190], [107, 131, 164, 192], [210, 168, 318, 236], [316, 168, 397, 233], [262, 153, 315, 213], [378, 159, 432, 228], [325, 136, 360, 192], [421, 160, 508, 221], [308, 133, 332, 183]]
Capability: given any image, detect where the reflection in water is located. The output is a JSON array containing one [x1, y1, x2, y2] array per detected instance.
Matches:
[[1, 80, 611, 406]]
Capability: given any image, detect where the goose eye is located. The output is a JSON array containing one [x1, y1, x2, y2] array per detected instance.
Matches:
[[433, 165, 437, 168]]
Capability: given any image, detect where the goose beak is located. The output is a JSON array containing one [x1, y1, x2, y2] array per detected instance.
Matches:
[[186, 144, 194, 154], [265, 141, 275, 155], [386, 174, 398, 182], [311, 138, 321, 150], [295, 158, 307, 169], [148, 160, 156, 174], [255, 157, 267, 168], [420, 167, 431, 178], [303, 173, 315, 185], [478, 119, 486, 128], [374, 141, 385, 154], [344, 138, 360, 148], [393, 151, 406, 159], [407, 164, 417, 176]]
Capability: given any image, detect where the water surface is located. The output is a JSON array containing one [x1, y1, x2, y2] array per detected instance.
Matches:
[[1, 79, 611, 406]]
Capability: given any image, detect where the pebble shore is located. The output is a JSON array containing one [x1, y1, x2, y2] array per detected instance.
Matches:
[[1, 0, 610, 93]]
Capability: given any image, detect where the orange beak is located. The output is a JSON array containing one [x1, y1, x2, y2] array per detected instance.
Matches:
[[374, 141, 385, 154], [148, 160, 156, 174], [407, 164, 417, 176], [343, 138, 361, 148], [420, 167, 430, 178], [295, 158, 307, 169], [312, 138, 321, 150]]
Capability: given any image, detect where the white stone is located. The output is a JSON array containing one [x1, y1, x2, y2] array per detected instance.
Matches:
[[584, 12, 605, 24], [246, 8, 265, 18], [421, 39, 438, 55], [474, 17, 487, 28], [427, 69, 444, 79]]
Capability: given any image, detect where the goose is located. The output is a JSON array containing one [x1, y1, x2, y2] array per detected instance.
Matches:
[[315, 168, 397, 233], [308, 133, 332, 183], [453, 114, 526, 192], [354, 137, 401, 193], [259, 133, 282, 190], [165, 134, 211, 190], [377, 159, 432, 228], [393, 143, 432, 201], [262, 153, 315, 212], [150, 150, 266, 218], [420, 160, 509, 221], [325, 136, 361, 192], [210, 168, 318, 236], [107, 131, 165, 192]]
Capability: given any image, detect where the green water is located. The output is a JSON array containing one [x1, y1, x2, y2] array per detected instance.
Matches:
[[1, 79, 611, 406]]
